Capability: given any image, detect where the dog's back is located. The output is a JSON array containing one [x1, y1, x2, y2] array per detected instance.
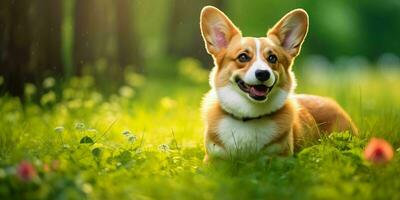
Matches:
[[295, 94, 358, 135]]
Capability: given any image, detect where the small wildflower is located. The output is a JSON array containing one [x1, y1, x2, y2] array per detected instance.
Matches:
[[75, 122, 86, 131], [119, 86, 135, 98], [128, 135, 137, 143], [63, 144, 71, 149], [122, 130, 132, 136], [16, 161, 37, 182], [24, 83, 37, 97], [159, 144, 170, 152], [54, 126, 65, 134], [364, 137, 394, 165], [40, 91, 56, 105], [82, 183, 93, 194], [43, 77, 56, 88], [33, 159, 42, 167]]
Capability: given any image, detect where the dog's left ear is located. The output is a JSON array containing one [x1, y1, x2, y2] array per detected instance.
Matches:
[[268, 9, 309, 57]]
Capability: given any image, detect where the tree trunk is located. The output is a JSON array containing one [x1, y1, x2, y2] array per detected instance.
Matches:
[[0, 0, 32, 96], [73, 0, 117, 75], [30, 0, 63, 78], [167, 0, 225, 67], [73, 0, 96, 75], [115, 0, 143, 72], [0, 0, 63, 97]]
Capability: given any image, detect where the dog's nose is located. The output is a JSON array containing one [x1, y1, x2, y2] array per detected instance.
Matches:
[[255, 69, 270, 82]]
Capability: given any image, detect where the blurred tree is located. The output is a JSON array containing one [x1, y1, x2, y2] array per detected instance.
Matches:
[[73, 0, 117, 75], [74, 0, 143, 76], [356, 1, 400, 60], [167, 0, 225, 68], [1, 0, 400, 98], [115, 0, 143, 72], [0, 0, 63, 97], [30, 0, 63, 77], [0, 0, 30, 96]]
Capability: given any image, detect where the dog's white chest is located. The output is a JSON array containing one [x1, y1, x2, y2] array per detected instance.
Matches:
[[215, 116, 279, 155]]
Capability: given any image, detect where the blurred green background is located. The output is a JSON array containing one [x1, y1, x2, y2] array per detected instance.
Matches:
[[0, 0, 400, 97], [1, 1, 400, 199]]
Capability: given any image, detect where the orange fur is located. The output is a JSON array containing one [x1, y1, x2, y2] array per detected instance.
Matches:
[[295, 94, 358, 135]]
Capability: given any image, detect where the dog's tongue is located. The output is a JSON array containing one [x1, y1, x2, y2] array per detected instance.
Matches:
[[249, 85, 268, 97]]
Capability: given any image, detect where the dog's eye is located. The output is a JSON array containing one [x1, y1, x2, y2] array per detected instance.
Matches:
[[267, 54, 278, 64], [237, 53, 251, 63]]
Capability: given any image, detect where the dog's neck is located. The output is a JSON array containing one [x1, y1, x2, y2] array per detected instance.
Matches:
[[216, 85, 290, 120], [221, 109, 271, 122]]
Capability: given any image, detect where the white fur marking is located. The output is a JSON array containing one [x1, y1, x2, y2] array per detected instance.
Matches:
[[216, 115, 278, 155], [216, 85, 289, 118], [243, 38, 275, 86], [209, 66, 217, 88]]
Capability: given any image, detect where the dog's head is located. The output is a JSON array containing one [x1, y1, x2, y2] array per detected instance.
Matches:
[[200, 6, 308, 118]]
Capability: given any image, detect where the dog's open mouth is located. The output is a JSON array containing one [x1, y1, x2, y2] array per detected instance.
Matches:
[[235, 77, 274, 101]]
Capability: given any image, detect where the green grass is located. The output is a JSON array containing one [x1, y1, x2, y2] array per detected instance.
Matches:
[[0, 64, 400, 199]]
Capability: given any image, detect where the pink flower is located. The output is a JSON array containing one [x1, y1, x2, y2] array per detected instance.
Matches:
[[16, 161, 37, 182], [364, 138, 394, 165]]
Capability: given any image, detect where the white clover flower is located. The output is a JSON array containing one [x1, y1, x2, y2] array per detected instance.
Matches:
[[158, 144, 170, 152], [54, 126, 65, 134], [75, 122, 86, 131]]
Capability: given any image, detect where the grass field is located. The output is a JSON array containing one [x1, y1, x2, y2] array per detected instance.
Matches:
[[1, 62, 400, 199]]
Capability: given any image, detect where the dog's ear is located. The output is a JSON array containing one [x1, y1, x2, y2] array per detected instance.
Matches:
[[267, 9, 309, 57], [200, 6, 241, 56]]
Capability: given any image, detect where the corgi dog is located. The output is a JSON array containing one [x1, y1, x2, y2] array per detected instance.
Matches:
[[200, 6, 357, 161]]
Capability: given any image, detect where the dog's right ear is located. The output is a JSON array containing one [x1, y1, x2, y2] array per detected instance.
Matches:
[[200, 6, 241, 56], [267, 9, 309, 57]]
